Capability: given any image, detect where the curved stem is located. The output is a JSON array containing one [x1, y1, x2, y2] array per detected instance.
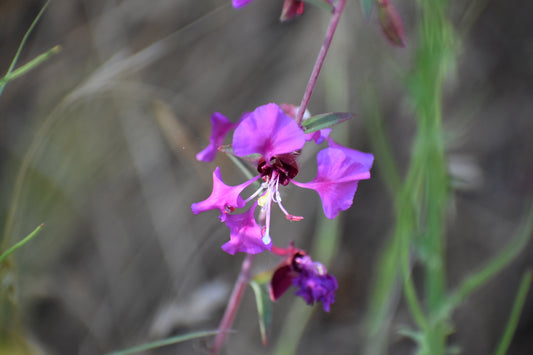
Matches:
[[211, 254, 255, 355], [295, 0, 347, 126]]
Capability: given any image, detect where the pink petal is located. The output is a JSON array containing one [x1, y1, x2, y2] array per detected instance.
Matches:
[[292, 146, 373, 219], [232, 103, 306, 163], [191, 167, 260, 217], [305, 128, 331, 145], [221, 203, 272, 255], [196, 112, 236, 162], [232, 0, 254, 8]]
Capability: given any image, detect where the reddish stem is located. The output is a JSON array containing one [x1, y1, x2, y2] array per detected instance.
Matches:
[[211, 254, 255, 355], [295, 0, 347, 126]]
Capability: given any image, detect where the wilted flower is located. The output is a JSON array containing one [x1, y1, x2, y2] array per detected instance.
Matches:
[[270, 244, 338, 311]]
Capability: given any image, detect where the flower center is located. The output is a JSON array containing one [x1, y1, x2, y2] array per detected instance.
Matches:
[[257, 153, 299, 186]]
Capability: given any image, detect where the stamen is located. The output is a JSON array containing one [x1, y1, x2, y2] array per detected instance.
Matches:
[[244, 182, 267, 204], [277, 197, 304, 221], [258, 189, 270, 207]]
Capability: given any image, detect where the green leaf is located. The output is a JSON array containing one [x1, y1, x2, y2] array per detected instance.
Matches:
[[106, 330, 220, 355], [494, 270, 532, 355], [301, 112, 354, 134], [250, 278, 272, 346], [0, 224, 44, 264], [301, 0, 334, 12]]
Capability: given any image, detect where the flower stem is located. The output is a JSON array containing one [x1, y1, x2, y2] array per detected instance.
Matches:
[[211, 253, 255, 355], [295, 0, 347, 126]]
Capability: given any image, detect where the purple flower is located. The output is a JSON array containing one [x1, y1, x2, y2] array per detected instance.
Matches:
[[193, 103, 373, 254], [292, 256, 338, 312], [196, 112, 236, 162], [222, 202, 272, 255], [270, 246, 338, 312]]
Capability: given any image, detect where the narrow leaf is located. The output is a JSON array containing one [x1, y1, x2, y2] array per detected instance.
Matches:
[[250, 279, 272, 346], [0, 0, 50, 96], [301, 0, 334, 12], [494, 270, 532, 355], [0, 223, 44, 264], [106, 330, 220, 355], [0, 45, 61, 85], [301, 112, 354, 134], [435, 206, 533, 322]]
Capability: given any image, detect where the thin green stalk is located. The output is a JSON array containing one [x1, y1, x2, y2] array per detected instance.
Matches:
[[107, 330, 221, 355], [0, 224, 44, 265], [494, 270, 532, 355], [0, 45, 61, 86], [0, 0, 50, 96]]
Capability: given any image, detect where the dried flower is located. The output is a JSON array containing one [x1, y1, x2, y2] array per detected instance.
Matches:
[[270, 245, 338, 311]]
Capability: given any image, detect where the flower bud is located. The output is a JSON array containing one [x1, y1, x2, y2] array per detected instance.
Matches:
[[280, 0, 305, 22], [377, 1, 406, 47]]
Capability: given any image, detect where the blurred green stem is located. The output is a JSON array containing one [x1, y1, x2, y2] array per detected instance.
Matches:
[[495, 270, 532, 355]]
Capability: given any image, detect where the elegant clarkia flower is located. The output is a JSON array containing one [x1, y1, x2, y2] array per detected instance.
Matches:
[[270, 245, 338, 311], [192, 103, 373, 255]]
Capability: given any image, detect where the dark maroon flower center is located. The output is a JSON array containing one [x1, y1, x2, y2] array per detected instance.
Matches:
[[257, 153, 299, 186]]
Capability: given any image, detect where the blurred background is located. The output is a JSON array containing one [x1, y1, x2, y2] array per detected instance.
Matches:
[[1, 0, 532, 354]]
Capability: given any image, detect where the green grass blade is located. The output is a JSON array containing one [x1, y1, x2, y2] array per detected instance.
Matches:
[[249, 279, 272, 345], [0, 0, 50, 96], [494, 270, 532, 355], [106, 330, 220, 355], [436, 206, 533, 322], [0, 224, 44, 264], [0, 45, 61, 85]]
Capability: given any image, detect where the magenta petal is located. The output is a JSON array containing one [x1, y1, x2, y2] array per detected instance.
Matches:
[[292, 147, 374, 219], [305, 128, 331, 145], [232, 103, 306, 163], [221, 204, 272, 255], [196, 112, 236, 162], [232, 0, 254, 8], [191, 167, 260, 216], [327, 138, 374, 170]]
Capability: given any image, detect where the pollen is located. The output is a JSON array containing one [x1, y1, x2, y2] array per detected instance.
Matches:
[[258, 190, 270, 207]]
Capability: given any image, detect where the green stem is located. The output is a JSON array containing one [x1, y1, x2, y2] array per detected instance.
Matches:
[[0, 224, 44, 264]]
